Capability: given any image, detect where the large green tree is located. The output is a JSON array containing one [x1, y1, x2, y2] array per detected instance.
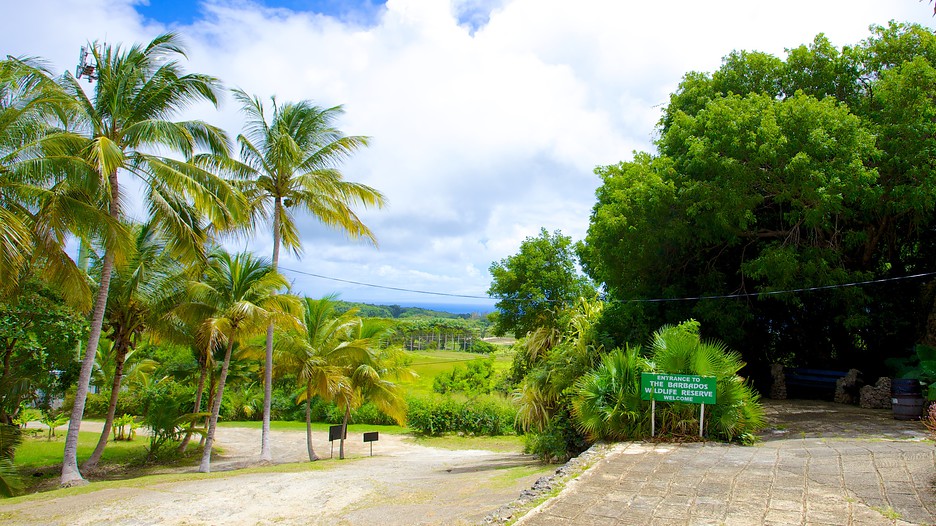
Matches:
[[0, 280, 86, 424], [58, 33, 243, 486], [226, 90, 384, 462], [488, 228, 594, 337], [581, 22, 936, 372]]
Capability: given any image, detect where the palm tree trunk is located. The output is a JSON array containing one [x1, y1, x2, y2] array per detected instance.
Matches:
[[201, 373, 217, 448], [260, 200, 282, 463], [199, 337, 236, 473], [60, 249, 115, 487], [178, 359, 208, 453], [339, 403, 350, 460], [84, 342, 129, 469], [305, 384, 318, 461]]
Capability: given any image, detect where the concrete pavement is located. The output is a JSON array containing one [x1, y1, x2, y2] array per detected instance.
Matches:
[[514, 400, 935, 526]]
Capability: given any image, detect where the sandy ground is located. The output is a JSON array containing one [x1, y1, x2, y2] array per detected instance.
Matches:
[[0, 423, 545, 525]]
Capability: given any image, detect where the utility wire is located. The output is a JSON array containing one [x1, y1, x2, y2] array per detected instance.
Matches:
[[279, 266, 936, 304], [618, 271, 936, 303], [278, 266, 491, 299]]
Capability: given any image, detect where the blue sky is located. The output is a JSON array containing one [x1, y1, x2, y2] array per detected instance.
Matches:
[[137, 0, 385, 25], [2, 1, 934, 312]]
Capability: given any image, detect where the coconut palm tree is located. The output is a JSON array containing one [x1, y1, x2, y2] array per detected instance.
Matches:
[[57, 33, 244, 486], [174, 249, 299, 473], [276, 295, 364, 461], [224, 89, 385, 462], [334, 318, 412, 460], [83, 222, 179, 469], [0, 56, 104, 310]]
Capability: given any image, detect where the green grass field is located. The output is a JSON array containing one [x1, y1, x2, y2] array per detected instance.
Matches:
[[15, 430, 147, 470], [402, 347, 514, 395]]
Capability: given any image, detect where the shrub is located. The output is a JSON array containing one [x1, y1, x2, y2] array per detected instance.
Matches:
[[468, 339, 497, 354], [432, 358, 495, 396], [524, 406, 588, 463], [407, 394, 517, 436], [571, 321, 765, 443]]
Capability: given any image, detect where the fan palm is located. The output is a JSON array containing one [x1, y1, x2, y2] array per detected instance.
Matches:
[[57, 33, 245, 486], [224, 89, 384, 462], [573, 345, 650, 440], [174, 249, 299, 473]]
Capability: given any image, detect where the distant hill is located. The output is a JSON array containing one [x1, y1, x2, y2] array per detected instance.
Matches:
[[331, 301, 489, 319]]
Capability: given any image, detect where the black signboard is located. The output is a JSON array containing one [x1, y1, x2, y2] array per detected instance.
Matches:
[[328, 424, 345, 442], [363, 432, 379, 443]]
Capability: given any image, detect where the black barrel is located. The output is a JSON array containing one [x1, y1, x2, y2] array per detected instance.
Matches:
[[892, 378, 925, 420]]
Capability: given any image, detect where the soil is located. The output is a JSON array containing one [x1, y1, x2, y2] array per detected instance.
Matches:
[[1, 424, 546, 525]]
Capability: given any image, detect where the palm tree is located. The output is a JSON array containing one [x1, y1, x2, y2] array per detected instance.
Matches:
[[57, 33, 244, 486], [83, 222, 180, 469], [276, 295, 362, 461], [174, 249, 299, 473], [0, 56, 103, 310], [226, 89, 385, 462], [335, 318, 412, 459]]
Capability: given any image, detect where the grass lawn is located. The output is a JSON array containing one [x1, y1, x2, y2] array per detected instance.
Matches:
[[402, 347, 515, 395], [15, 430, 147, 470]]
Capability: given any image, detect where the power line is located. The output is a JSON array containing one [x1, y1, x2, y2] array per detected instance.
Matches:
[[617, 271, 936, 303], [279, 266, 936, 304], [278, 266, 492, 300]]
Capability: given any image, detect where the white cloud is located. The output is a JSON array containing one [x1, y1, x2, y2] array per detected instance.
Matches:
[[3, 0, 934, 310]]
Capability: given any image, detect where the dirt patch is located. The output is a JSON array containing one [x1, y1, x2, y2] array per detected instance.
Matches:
[[2, 424, 545, 525]]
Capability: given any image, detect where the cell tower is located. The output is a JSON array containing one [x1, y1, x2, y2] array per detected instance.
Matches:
[[75, 45, 98, 82]]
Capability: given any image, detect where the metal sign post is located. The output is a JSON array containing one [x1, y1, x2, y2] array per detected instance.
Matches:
[[363, 431, 379, 456]]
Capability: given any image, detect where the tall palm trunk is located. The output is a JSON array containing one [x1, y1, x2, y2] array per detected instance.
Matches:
[[260, 200, 282, 463], [305, 384, 318, 461], [61, 172, 119, 487], [339, 403, 351, 460], [199, 335, 236, 473], [84, 342, 129, 469], [201, 373, 217, 448], [178, 358, 207, 453]]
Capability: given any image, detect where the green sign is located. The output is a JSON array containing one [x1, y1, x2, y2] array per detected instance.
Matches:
[[640, 373, 716, 404]]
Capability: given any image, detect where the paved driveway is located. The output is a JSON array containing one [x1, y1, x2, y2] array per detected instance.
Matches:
[[515, 400, 935, 526]]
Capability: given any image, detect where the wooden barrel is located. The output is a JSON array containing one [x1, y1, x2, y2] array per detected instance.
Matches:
[[892, 380, 925, 420]]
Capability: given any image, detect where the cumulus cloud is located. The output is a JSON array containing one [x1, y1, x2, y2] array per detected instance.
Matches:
[[2, 0, 933, 309]]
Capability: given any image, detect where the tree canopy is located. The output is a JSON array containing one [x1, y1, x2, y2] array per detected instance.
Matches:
[[488, 228, 594, 337], [580, 22, 936, 372]]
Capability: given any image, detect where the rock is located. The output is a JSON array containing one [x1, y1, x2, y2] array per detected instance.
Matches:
[[770, 364, 787, 400], [834, 368, 864, 405], [860, 376, 892, 409]]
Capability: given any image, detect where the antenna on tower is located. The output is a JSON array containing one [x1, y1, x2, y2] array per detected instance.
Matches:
[[76, 45, 98, 82]]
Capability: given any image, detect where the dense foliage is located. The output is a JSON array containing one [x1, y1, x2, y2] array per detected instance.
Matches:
[[406, 395, 517, 436], [488, 228, 594, 337], [580, 23, 936, 375]]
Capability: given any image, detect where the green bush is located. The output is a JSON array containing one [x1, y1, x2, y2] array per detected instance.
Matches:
[[62, 391, 143, 419], [524, 406, 588, 463], [468, 339, 497, 354], [407, 395, 517, 436], [432, 358, 495, 396]]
